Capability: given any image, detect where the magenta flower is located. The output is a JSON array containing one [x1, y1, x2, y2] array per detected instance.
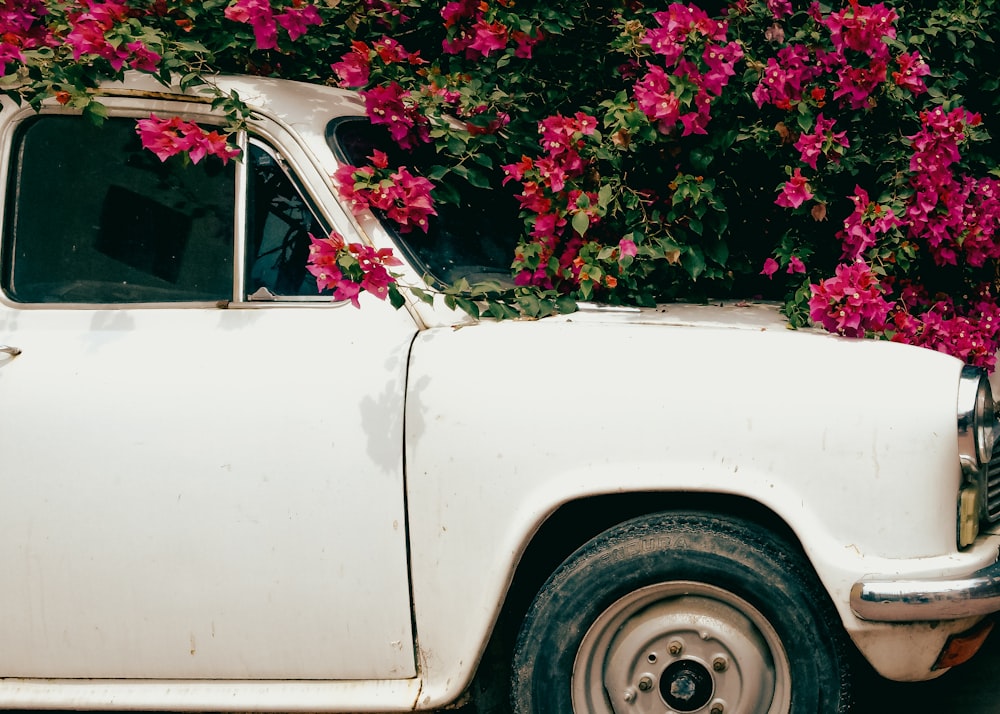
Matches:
[[767, 0, 792, 18], [334, 158, 437, 234], [824, 0, 897, 59], [775, 169, 813, 208], [385, 167, 437, 233], [619, 238, 638, 259], [809, 261, 892, 337], [275, 4, 321, 42], [135, 114, 239, 165], [635, 65, 682, 133], [760, 257, 779, 278], [127, 41, 161, 73], [892, 52, 930, 94], [224, 0, 277, 50], [787, 256, 806, 274], [360, 82, 429, 149], [306, 232, 400, 308], [136, 114, 187, 162], [332, 41, 371, 88], [794, 114, 849, 169], [838, 185, 902, 260], [468, 20, 508, 57]]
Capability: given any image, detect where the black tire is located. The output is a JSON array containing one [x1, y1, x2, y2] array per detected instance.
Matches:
[[511, 511, 853, 713]]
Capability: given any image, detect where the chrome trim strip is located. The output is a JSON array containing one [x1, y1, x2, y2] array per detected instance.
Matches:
[[851, 554, 1000, 621], [234, 132, 249, 303]]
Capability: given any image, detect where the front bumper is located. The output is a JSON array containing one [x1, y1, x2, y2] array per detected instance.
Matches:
[[852, 549, 1000, 621]]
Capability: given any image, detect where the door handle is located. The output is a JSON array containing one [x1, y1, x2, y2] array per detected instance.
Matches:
[[0, 345, 21, 358]]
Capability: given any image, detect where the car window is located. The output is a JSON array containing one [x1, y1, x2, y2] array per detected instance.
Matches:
[[326, 117, 520, 286], [245, 141, 327, 299], [2, 115, 235, 304]]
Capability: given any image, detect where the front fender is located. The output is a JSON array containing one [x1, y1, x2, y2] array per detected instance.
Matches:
[[403, 311, 978, 703]]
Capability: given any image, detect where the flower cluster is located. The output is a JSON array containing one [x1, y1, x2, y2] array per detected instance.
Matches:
[[224, 0, 321, 50], [63, 0, 162, 73], [794, 113, 849, 170], [334, 150, 437, 233], [331, 35, 425, 89], [634, 4, 743, 135], [905, 107, 1000, 267], [12, 0, 1000, 368], [0, 0, 55, 77], [359, 82, 431, 150], [135, 115, 241, 164], [440, 0, 543, 60], [837, 186, 902, 260], [752, 0, 927, 111], [891, 285, 1000, 370], [808, 261, 892, 338], [306, 231, 402, 307], [502, 113, 603, 290]]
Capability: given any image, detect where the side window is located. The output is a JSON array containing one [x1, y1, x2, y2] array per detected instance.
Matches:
[[245, 141, 325, 299], [2, 115, 234, 303]]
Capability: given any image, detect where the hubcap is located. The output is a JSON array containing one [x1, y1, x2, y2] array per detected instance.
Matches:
[[572, 581, 791, 713]]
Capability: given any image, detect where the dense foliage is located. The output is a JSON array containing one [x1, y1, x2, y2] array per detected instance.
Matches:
[[3, 0, 1000, 366]]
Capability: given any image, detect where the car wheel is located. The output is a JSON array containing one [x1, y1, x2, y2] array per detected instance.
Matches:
[[511, 511, 853, 713]]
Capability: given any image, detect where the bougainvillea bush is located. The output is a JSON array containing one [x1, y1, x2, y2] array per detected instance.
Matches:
[[3, 0, 999, 367]]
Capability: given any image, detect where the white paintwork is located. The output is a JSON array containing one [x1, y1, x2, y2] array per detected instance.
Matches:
[[0, 75, 997, 710], [0, 302, 418, 679]]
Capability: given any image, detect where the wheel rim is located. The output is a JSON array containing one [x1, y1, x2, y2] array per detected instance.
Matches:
[[572, 581, 792, 714]]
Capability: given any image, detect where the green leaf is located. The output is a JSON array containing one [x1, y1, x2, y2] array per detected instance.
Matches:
[[556, 295, 578, 314], [571, 210, 590, 236], [410, 286, 436, 306]]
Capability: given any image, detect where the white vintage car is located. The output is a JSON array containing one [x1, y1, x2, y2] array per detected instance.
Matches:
[[1, 75, 1000, 714]]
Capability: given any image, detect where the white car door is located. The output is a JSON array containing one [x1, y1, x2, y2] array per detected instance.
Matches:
[[0, 111, 417, 680]]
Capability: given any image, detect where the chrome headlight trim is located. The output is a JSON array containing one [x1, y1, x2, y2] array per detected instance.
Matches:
[[958, 365, 997, 473]]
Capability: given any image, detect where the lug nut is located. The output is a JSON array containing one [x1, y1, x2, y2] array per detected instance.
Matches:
[[668, 640, 683, 655], [713, 656, 728, 672], [637, 675, 653, 692], [711, 704, 724, 714], [622, 688, 636, 703]]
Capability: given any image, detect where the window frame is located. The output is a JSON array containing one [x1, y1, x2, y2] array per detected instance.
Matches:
[[0, 104, 354, 310]]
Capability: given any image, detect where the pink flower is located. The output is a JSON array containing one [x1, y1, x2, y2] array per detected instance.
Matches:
[[809, 261, 893, 337], [787, 256, 806, 273], [127, 41, 161, 72], [224, 0, 277, 50], [892, 51, 930, 94], [385, 167, 437, 233], [794, 114, 849, 169], [618, 238, 638, 259], [838, 185, 902, 260], [760, 257, 779, 277], [635, 65, 682, 133], [136, 114, 187, 162], [468, 20, 508, 57], [135, 114, 239, 164], [331, 41, 371, 88], [775, 168, 813, 208], [767, 0, 792, 18], [275, 4, 321, 42], [360, 82, 429, 149], [824, 0, 897, 59], [513, 29, 543, 58]]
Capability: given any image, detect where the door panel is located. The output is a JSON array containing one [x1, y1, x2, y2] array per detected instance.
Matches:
[[0, 112, 417, 680]]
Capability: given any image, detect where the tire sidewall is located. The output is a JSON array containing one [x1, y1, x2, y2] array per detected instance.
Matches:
[[511, 512, 849, 713]]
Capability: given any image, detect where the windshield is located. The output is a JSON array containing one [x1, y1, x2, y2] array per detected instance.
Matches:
[[326, 118, 521, 286]]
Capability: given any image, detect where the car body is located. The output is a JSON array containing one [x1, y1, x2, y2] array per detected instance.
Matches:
[[1, 74, 1000, 712]]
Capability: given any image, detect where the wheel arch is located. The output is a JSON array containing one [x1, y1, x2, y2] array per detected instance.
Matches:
[[467, 490, 820, 711]]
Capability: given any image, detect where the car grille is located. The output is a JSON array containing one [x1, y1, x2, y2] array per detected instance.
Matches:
[[987, 444, 1000, 522]]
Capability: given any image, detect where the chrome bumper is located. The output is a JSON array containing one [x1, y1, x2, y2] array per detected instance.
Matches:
[[851, 552, 1000, 621]]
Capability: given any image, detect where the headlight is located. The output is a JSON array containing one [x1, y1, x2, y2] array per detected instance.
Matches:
[[957, 365, 997, 472]]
